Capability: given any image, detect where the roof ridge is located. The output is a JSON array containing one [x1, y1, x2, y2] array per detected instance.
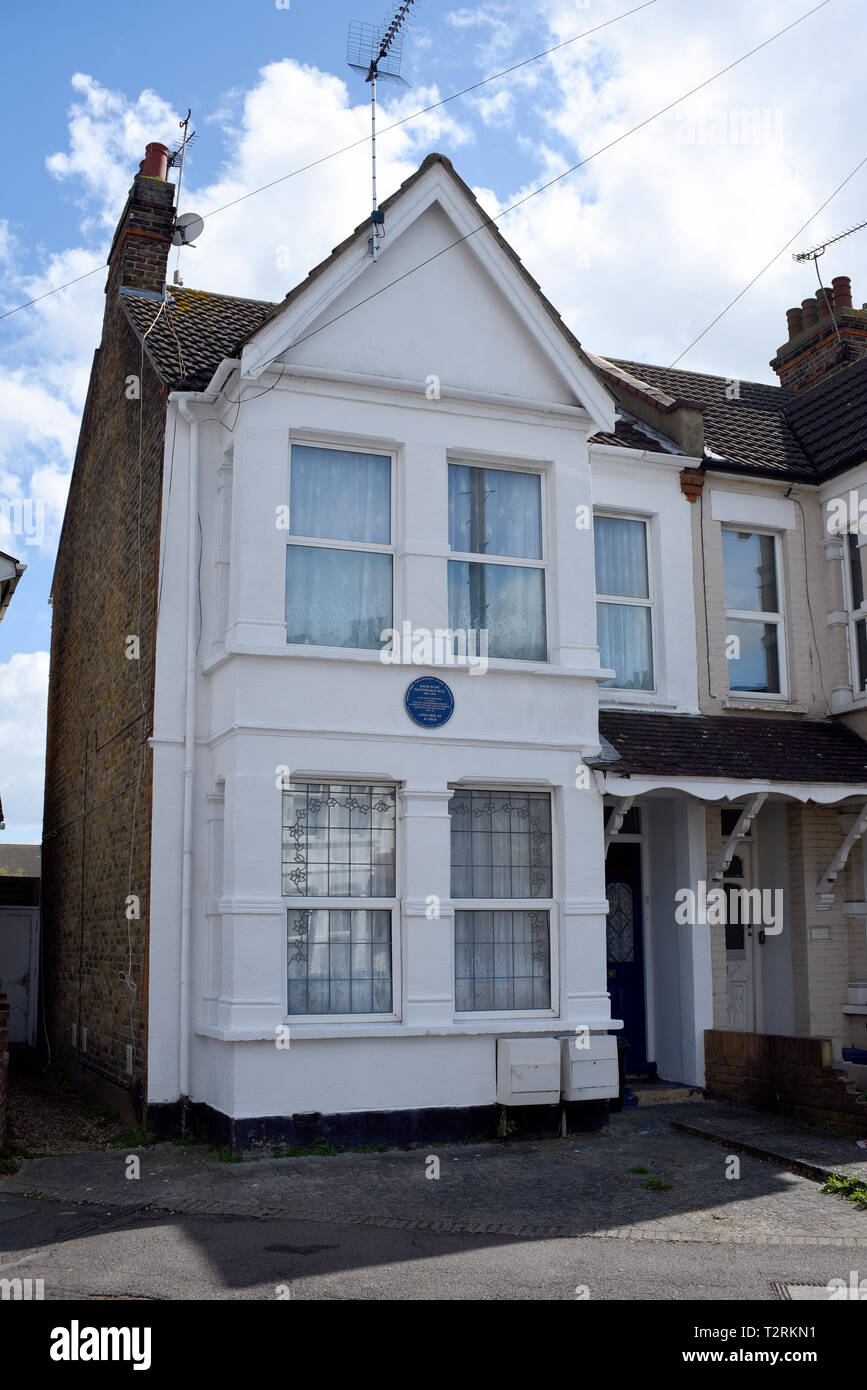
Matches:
[[169, 285, 278, 308]]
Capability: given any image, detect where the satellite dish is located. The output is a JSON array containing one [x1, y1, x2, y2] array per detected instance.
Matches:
[[172, 212, 204, 247]]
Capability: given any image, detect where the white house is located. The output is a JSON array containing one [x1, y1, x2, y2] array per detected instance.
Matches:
[[142, 153, 634, 1144]]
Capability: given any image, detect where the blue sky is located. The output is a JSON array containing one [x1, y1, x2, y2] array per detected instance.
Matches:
[[1, 0, 866, 840]]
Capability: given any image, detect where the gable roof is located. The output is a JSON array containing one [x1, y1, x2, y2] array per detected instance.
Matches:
[[123, 153, 613, 424]]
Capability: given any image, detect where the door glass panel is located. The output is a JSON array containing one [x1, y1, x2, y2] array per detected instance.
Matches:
[[606, 880, 635, 963]]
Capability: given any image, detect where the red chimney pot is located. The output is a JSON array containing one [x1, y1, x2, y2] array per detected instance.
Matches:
[[832, 275, 853, 310], [140, 142, 169, 180], [786, 307, 804, 340]]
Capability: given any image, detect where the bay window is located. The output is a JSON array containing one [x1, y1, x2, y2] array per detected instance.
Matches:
[[450, 788, 553, 1012], [285, 444, 392, 649], [283, 782, 397, 1016], [448, 463, 547, 661]]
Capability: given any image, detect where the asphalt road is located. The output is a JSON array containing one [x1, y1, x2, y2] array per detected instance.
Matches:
[[1, 1190, 865, 1301]]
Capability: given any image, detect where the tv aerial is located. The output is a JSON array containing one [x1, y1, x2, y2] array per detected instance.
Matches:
[[793, 215, 867, 263], [792, 214, 867, 349], [347, 1, 418, 261], [169, 111, 203, 285]]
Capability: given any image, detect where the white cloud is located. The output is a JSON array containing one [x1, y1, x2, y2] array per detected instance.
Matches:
[[3, 5, 867, 839]]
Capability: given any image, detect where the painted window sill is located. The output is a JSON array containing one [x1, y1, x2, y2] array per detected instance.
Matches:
[[721, 696, 806, 714], [196, 1017, 623, 1042], [202, 642, 611, 680]]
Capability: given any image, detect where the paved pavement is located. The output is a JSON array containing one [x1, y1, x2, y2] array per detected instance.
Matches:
[[1, 1092, 865, 1299]]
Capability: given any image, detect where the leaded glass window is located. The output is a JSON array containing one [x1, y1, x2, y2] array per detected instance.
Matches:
[[454, 910, 550, 1011], [605, 881, 635, 964], [450, 789, 553, 1013], [283, 782, 397, 1017], [282, 783, 396, 897], [449, 789, 552, 899], [288, 908, 392, 1015]]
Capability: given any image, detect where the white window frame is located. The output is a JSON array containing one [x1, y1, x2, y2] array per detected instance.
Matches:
[[842, 531, 867, 701], [722, 526, 788, 701], [447, 459, 549, 663], [281, 778, 401, 1023], [594, 511, 657, 694], [449, 783, 558, 1020], [285, 438, 396, 653]]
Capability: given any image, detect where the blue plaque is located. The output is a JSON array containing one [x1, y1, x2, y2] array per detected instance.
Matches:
[[404, 676, 454, 728]]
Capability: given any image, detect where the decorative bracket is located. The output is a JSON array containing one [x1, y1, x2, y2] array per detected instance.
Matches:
[[604, 796, 635, 852], [816, 800, 867, 909], [710, 793, 767, 882]]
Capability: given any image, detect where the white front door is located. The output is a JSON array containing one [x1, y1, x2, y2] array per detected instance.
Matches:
[[0, 907, 40, 1045]]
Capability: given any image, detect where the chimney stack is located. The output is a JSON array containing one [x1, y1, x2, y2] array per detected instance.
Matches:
[[105, 142, 175, 302], [771, 273, 867, 390]]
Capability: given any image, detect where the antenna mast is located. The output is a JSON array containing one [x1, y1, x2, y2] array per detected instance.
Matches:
[[793, 216, 867, 350], [347, 1, 417, 261], [167, 113, 204, 287], [793, 215, 867, 263]]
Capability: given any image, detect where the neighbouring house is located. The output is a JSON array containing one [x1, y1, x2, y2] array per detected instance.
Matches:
[[40, 140, 867, 1146], [586, 287, 867, 1130]]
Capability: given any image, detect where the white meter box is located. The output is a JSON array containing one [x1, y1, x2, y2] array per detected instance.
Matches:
[[496, 1037, 560, 1106], [560, 1034, 619, 1100]]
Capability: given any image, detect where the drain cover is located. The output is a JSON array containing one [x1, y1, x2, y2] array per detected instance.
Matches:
[[775, 1283, 835, 1301]]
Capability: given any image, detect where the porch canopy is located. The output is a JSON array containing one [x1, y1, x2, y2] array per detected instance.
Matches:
[[592, 711, 867, 908], [594, 710, 867, 805]]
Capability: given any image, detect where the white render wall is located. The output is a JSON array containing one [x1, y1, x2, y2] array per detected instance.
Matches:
[[147, 377, 619, 1116]]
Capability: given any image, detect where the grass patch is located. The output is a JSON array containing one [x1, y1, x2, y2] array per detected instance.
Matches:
[[216, 1145, 243, 1164], [642, 1177, 672, 1192], [108, 1127, 157, 1150], [822, 1172, 867, 1210], [310, 1137, 341, 1156], [354, 1142, 392, 1153], [628, 1165, 650, 1174], [273, 1138, 341, 1157]]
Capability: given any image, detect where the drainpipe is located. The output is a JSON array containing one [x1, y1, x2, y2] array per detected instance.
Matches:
[[176, 397, 200, 1136]]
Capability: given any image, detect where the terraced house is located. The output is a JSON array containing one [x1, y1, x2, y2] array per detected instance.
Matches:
[[40, 142, 867, 1146]]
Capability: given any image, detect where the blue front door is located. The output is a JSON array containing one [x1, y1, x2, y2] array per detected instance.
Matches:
[[605, 841, 648, 1071]]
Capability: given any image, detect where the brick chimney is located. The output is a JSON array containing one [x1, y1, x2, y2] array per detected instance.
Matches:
[[105, 142, 175, 302], [771, 274, 867, 391]]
